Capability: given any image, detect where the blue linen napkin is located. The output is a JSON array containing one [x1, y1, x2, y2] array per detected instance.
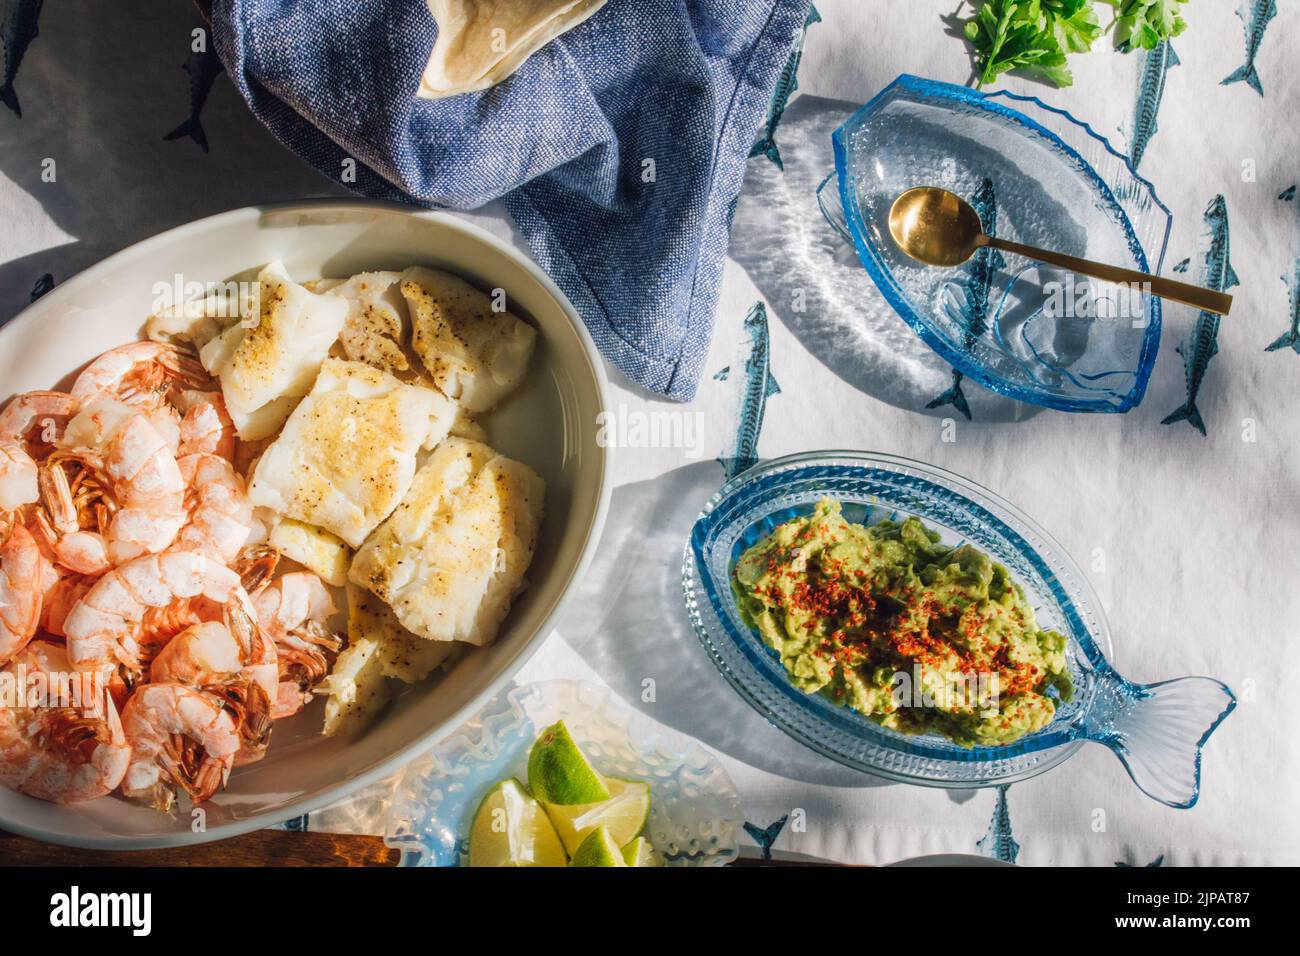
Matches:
[[211, 0, 813, 401]]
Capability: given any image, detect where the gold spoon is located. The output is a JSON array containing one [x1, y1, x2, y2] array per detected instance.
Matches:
[[888, 186, 1233, 315]]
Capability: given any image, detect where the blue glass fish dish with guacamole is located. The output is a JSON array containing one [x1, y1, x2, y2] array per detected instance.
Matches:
[[682, 452, 1235, 808], [817, 75, 1171, 413]]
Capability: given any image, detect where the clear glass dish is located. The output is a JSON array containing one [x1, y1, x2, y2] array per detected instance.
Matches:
[[682, 452, 1235, 808], [384, 680, 743, 866], [819, 75, 1171, 413]]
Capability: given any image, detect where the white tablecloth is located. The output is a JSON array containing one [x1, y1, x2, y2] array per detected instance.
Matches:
[[2, 0, 1296, 865]]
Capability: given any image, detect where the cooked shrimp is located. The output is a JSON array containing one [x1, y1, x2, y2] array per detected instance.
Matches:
[[31, 458, 112, 575], [0, 439, 37, 512], [70, 341, 209, 408], [175, 390, 235, 460], [151, 616, 276, 764], [0, 524, 43, 666], [40, 570, 95, 638], [253, 572, 343, 718], [173, 453, 253, 566], [234, 543, 279, 596], [0, 641, 129, 803], [63, 549, 249, 674], [120, 681, 240, 810], [0, 390, 77, 456], [58, 398, 187, 564]]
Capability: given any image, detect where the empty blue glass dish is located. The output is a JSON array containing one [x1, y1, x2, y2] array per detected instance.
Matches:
[[818, 75, 1171, 413], [682, 452, 1235, 808]]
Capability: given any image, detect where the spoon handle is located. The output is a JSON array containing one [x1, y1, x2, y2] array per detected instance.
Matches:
[[982, 236, 1234, 315]]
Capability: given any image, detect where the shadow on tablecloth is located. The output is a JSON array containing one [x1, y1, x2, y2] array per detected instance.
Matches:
[[0, 0, 348, 324]]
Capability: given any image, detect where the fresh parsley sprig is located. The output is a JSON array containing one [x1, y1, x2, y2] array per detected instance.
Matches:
[[962, 0, 1191, 89], [1102, 0, 1191, 52]]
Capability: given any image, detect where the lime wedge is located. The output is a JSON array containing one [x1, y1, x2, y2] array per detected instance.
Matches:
[[468, 779, 568, 867], [544, 777, 651, 855], [569, 826, 627, 867], [527, 720, 611, 805], [621, 836, 664, 867]]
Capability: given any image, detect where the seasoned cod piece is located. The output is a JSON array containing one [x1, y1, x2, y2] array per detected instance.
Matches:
[[248, 358, 456, 548], [146, 285, 249, 350], [204, 261, 349, 440], [449, 404, 486, 442], [348, 585, 461, 684], [268, 518, 351, 587], [314, 271, 411, 374], [349, 436, 544, 645], [400, 267, 536, 413], [321, 586, 463, 738], [321, 637, 391, 738]]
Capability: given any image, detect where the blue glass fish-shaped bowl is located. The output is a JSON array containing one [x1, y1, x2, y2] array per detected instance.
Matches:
[[819, 75, 1171, 412], [682, 452, 1236, 807], [383, 680, 743, 866]]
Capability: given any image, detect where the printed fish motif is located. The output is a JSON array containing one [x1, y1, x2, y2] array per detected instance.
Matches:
[[749, 5, 821, 170], [927, 368, 971, 421], [1115, 854, 1165, 867], [1221, 0, 1276, 96], [975, 784, 1020, 864], [1172, 257, 1190, 273], [29, 272, 52, 301], [163, 44, 224, 153], [743, 815, 788, 862], [1128, 41, 1179, 170], [1264, 185, 1300, 354], [927, 178, 1004, 420], [1162, 195, 1238, 436], [0, 0, 44, 117], [718, 301, 780, 481]]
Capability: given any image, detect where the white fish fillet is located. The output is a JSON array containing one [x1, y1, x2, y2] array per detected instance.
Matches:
[[315, 271, 411, 374], [448, 405, 486, 442], [400, 267, 536, 413], [204, 261, 349, 440], [321, 585, 462, 738], [349, 436, 544, 645], [347, 584, 460, 684], [321, 637, 391, 738], [145, 285, 250, 350], [247, 358, 456, 548]]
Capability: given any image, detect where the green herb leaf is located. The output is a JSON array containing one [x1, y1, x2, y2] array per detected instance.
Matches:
[[1101, 0, 1191, 52], [965, 0, 1079, 89], [962, 1, 1190, 89], [1047, 0, 1104, 53]]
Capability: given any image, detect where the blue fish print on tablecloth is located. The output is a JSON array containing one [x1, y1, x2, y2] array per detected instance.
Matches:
[[1221, 0, 1277, 97], [1265, 185, 1300, 354], [1128, 41, 1178, 170], [1172, 257, 1190, 273], [29, 272, 52, 301], [164, 44, 224, 153], [975, 784, 1020, 864], [744, 815, 788, 861], [1, 0, 43, 117], [717, 301, 780, 481], [1162, 195, 1238, 436], [749, 5, 820, 170], [926, 178, 1003, 421], [1115, 854, 1165, 867]]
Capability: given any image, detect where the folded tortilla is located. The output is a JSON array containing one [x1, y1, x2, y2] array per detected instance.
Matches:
[[418, 0, 608, 99]]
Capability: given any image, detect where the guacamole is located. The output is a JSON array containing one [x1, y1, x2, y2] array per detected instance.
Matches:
[[732, 498, 1072, 747]]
